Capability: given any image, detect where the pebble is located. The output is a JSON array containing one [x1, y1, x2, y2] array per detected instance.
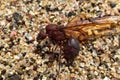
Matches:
[[0, 20, 6, 26], [79, 63, 85, 68], [12, 12, 22, 22], [117, 68, 120, 74], [9, 23, 18, 30], [42, 76, 47, 80], [10, 31, 17, 38], [6, 74, 21, 80], [25, 33, 33, 41], [103, 76, 110, 80], [109, 2, 116, 8], [1, 69, 6, 75]]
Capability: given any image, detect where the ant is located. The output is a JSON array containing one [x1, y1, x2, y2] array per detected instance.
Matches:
[[35, 14, 120, 79], [36, 15, 120, 65], [36, 24, 80, 65]]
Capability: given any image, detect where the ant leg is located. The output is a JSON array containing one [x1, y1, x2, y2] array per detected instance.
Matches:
[[56, 44, 62, 80], [50, 44, 61, 80]]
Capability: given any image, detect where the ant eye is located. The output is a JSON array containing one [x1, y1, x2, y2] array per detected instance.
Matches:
[[68, 37, 80, 50]]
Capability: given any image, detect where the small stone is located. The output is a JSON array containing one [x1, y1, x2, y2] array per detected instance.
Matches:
[[67, 11, 76, 17], [117, 68, 120, 74], [36, 0, 41, 3], [94, 71, 98, 75], [14, 54, 21, 60], [25, 33, 33, 42], [10, 31, 17, 38], [103, 76, 110, 80], [21, 52, 26, 57], [1, 69, 6, 75], [42, 76, 47, 80], [0, 76, 3, 80], [33, 65, 38, 71], [33, 77, 39, 80], [6, 16, 12, 22], [7, 73, 21, 80], [12, 12, 22, 22], [79, 63, 85, 67], [0, 21, 6, 26], [9, 23, 18, 30], [0, 45, 4, 50], [2, 28, 8, 34], [109, 2, 116, 8]]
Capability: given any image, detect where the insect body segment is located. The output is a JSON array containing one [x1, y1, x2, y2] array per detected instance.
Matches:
[[36, 15, 120, 65]]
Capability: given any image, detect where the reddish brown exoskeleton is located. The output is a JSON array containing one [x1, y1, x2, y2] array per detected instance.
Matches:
[[37, 24, 80, 65], [35, 14, 120, 80], [36, 15, 120, 65]]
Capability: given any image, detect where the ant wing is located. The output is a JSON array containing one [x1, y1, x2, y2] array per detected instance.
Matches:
[[64, 16, 120, 41], [91, 16, 120, 24], [67, 13, 92, 27], [67, 15, 120, 27]]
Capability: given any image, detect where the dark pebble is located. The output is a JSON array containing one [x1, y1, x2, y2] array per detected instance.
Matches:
[[0, 76, 3, 80], [109, 2, 116, 8], [96, 11, 103, 17], [118, 9, 120, 13], [0, 45, 4, 50], [17, 38, 21, 43], [33, 65, 38, 71], [49, 74, 56, 80], [96, 49, 104, 55], [9, 23, 18, 30], [15, 70, 23, 75], [30, 58, 36, 65], [67, 11, 76, 17], [26, 40, 33, 44], [6, 73, 21, 80], [2, 28, 8, 34], [33, 76, 39, 80], [23, 0, 33, 4], [9, 41, 14, 48], [20, 65, 26, 69], [45, 5, 59, 12], [26, 70, 31, 76], [12, 12, 22, 22], [36, 0, 41, 3], [1, 69, 6, 75], [70, 77, 76, 80], [91, 3, 96, 7], [22, 52, 26, 57], [57, 21, 61, 25], [36, 44, 42, 50], [1, 61, 8, 66], [16, 20, 25, 25], [22, 20, 25, 25], [6, 16, 12, 22], [33, 73, 42, 80]]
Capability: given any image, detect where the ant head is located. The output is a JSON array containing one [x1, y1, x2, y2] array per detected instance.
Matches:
[[37, 29, 47, 41]]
